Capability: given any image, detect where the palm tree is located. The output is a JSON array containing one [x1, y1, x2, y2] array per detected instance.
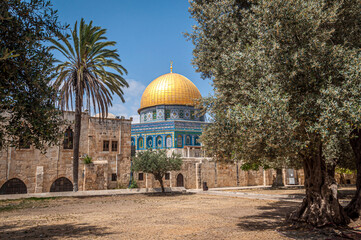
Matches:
[[49, 19, 128, 191]]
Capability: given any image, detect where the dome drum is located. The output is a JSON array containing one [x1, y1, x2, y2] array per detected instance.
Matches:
[[139, 105, 204, 123]]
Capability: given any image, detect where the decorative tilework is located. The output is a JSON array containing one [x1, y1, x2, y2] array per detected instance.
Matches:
[[147, 112, 152, 121], [171, 110, 178, 119], [184, 110, 190, 119], [157, 109, 164, 120]]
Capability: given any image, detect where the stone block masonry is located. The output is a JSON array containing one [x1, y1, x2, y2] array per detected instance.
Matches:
[[0, 111, 132, 194]]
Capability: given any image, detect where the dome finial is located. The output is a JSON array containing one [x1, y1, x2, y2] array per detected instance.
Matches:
[[170, 61, 173, 73]]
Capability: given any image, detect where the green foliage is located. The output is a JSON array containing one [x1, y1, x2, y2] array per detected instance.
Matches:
[[132, 149, 182, 179], [49, 18, 129, 116], [240, 162, 270, 171], [188, 0, 361, 169], [132, 149, 182, 192], [129, 178, 138, 189], [336, 168, 356, 175], [0, 0, 66, 151], [240, 163, 260, 171], [49, 18, 128, 191], [82, 154, 92, 164]]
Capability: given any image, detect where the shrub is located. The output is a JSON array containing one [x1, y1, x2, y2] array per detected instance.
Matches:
[[83, 154, 92, 164]]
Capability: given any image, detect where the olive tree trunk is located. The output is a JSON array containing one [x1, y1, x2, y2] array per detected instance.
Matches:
[[345, 128, 361, 219], [288, 139, 350, 227], [272, 168, 284, 187], [155, 174, 165, 193], [72, 89, 82, 192]]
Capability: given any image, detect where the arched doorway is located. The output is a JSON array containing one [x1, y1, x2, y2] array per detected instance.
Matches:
[[50, 177, 73, 192], [0, 178, 27, 194], [176, 174, 184, 187]]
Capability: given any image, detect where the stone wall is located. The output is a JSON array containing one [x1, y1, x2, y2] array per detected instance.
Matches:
[[134, 158, 306, 190], [0, 111, 132, 194]]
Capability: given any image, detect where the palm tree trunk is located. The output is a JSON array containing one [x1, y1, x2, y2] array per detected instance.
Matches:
[[73, 89, 82, 192]]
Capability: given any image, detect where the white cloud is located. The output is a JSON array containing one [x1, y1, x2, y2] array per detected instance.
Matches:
[[124, 79, 146, 100], [130, 114, 140, 123], [106, 78, 145, 121]]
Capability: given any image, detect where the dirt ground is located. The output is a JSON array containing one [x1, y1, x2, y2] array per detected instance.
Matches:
[[0, 192, 360, 240], [227, 186, 355, 195], [227, 186, 357, 202]]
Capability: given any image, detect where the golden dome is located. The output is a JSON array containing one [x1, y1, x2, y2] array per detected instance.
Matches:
[[139, 73, 202, 113]]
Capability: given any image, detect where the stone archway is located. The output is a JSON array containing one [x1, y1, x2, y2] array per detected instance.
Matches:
[[0, 178, 27, 195], [176, 174, 184, 187], [50, 177, 73, 192]]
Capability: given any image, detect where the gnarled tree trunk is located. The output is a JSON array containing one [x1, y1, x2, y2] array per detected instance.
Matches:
[[345, 128, 361, 219], [155, 175, 165, 193], [73, 89, 82, 192], [288, 139, 350, 227], [272, 168, 284, 187]]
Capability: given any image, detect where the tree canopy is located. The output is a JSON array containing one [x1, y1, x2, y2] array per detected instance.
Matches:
[[0, 0, 65, 151], [188, 0, 361, 227], [132, 149, 182, 192]]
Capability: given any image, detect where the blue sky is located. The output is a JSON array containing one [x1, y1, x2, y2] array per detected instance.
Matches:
[[51, 0, 213, 122]]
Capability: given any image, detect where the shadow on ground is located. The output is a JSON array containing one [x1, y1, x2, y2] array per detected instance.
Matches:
[[0, 223, 112, 239], [236, 201, 297, 231], [236, 200, 361, 240]]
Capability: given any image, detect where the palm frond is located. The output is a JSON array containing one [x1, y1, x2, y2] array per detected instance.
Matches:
[[49, 18, 128, 117]]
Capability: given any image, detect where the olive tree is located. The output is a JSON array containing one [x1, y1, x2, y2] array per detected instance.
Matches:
[[188, 0, 361, 226], [132, 149, 182, 193]]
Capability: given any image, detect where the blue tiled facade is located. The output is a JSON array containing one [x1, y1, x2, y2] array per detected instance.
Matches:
[[131, 105, 207, 150]]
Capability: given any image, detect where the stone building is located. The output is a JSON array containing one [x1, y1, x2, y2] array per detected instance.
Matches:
[[0, 66, 319, 195], [131, 67, 305, 189], [0, 111, 132, 194]]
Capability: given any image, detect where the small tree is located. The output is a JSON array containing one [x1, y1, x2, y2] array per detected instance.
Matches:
[[132, 149, 182, 193]]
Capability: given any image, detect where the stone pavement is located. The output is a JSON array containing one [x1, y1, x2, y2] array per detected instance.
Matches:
[[0, 185, 306, 202], [188, 185, 304, 202]]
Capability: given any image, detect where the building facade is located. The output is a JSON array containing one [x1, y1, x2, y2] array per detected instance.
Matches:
[[130, 68, 305, 189], [0, 111, 132, 194], [131, 71, 207, 156]]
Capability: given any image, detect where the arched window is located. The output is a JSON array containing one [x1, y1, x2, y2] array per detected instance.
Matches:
[[177, 135, 183, 148], [156, 136, 162, 148], [138, 137, 144, 149], [50, 177, 73, 192], [186, 135, 191, 145], [0, 178, 27, 195], [131, 137, 135, 146], [166, 135, 172, 148], [147, 136, 153, 148], [63, 127, 73, 149]]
